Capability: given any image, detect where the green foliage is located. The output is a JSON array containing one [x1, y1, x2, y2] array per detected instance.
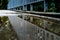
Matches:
[[0, 16, 8, 27], [0, 16, 19, 40], [46, 0, 56, 12], [0, 0, 8, 9], [48, 2, 56, 12]]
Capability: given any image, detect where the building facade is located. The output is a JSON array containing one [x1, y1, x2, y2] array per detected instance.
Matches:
[[8, 0, 48, 12]]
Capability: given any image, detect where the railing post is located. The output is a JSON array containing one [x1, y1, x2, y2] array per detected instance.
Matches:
[[23, 5, 27, 11], [30, 4, 33, 11], [45, 32, 47, 40], [23, 15, 25, 20], [43, 20, 48, 29], [44, 0, 48, 12], [30, 17, 33, 22]]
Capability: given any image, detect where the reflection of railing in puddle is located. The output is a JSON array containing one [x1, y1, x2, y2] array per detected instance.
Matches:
[[18, 15, 60, 35], [18, 15, 60, 40]]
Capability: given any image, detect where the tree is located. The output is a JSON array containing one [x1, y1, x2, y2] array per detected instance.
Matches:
[[48, 2, 56, 12], [54, 0, 60, 12], [0, 0, 8, 9], [45, 0, 56, 12]]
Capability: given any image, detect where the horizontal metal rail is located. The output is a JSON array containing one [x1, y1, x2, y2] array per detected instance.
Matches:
[[17, 12, 60, 21], [16, 10, 60, 18]]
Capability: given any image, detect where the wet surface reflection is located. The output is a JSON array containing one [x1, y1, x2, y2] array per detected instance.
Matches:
[[18, 15, 60, 36]]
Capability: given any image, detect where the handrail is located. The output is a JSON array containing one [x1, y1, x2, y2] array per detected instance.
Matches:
[[16, 10, 60, 18], [18, 12, 60, 21]]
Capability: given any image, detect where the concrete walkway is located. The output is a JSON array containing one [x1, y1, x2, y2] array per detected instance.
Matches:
[[8, 16, 38, 40]]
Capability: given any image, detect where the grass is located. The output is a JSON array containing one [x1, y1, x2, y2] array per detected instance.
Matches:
[[0, 16, 19, 40]]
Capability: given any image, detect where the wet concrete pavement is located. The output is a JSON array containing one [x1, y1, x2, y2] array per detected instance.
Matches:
[[8, 16, 39, 40]]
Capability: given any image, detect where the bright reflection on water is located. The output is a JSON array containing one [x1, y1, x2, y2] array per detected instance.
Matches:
[[0, 10, 17, 14], [0, 10, 20, 16]]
